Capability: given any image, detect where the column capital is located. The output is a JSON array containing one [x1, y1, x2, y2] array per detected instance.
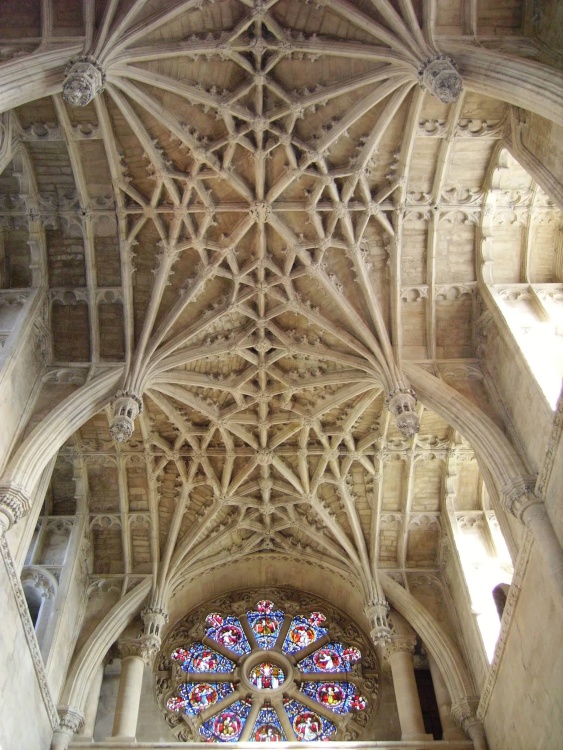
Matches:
[[384, 634, 417, 662], [57, 705, 84, 736], [119, 635, 160, 665], [451, 696, 481, 732], [500, 476, 539, 520], [0, 484, 31, 533]]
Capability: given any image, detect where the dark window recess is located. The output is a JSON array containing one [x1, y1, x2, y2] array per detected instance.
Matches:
[[415, 668, 442, 740]]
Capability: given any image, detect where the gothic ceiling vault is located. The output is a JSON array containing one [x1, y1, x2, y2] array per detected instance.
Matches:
[[1, 0, 562, 604]]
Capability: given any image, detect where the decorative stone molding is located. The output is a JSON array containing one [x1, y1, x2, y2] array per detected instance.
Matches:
[[57, 706, 85, 734], [62, 57, 105, 107], [0, 484, 31, 533], [383, 634, 417, 662], [500, 476, 539, 519], [451, 696, 486, 747], [142, 606, 169, 640], [0, 536, 59, 729], [418, 55, 463, 104], [365, 598, 393, 646], [119, 636, 161, 665], [109, 391, 143, 443], [385, 388, 420, 439]]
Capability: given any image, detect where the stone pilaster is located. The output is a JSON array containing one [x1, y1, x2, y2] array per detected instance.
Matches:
[[384, 635, 432, 741]]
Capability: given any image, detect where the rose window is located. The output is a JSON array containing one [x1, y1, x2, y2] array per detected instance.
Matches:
[[165, 599, 368, 742]]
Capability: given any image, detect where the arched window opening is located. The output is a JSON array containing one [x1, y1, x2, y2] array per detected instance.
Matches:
[[481, 149, 563, 409], [161, 597, 374, 742], [448, 476, 514, 662], [23, 585, 43, 627], [492, 583, 510, 620]]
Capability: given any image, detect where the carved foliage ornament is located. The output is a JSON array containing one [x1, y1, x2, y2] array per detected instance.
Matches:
[[62, 57, 105, 107], [109, 391, 143, 443], [385, 388, 420, 439], [419, 55, 463, 104]]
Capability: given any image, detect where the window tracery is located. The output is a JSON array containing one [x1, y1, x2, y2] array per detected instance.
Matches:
[[160, 593, 376, 742]]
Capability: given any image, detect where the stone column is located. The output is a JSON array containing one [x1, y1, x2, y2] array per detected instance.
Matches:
[[50, 707, 84, 750], [79, 662, 105, 738], [384, 636, 432, 742], [502, 479, 563, 599], [427, 654, 466, 740], [111, 639, 156, 740], [452, 698, 488, 750]]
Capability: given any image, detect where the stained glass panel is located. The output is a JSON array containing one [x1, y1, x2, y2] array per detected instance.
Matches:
[[283, 699, 337, 741], [199, 698, 253, 742], [299, 681, 367, 714], [281, 612, 328, 655], [249, 662, 285, 690], [297, 642, 361, 673], [205, 613, 251, 656], [171, 642, 235, 673], [172, 682, 234, 716], [249, 704, 286, 741], [247, 600, 285, 649]]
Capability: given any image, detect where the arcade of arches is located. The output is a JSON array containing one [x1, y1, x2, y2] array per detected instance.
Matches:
[[0, 1, 562, 748]]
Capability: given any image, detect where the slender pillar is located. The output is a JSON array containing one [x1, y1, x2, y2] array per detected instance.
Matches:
[[384, 636, 432, 742], [502, 479, 563, 599], [452, 698, 488, 750], [79, 662, 105, 738], [50, 707, 84, 750], [111, 640, 155, 740], [427, 654, 466, 740]]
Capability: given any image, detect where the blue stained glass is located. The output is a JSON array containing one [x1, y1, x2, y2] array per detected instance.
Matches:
[[205, 613, 251, 656], [283, 698, 336, 741], [171, 642, 235, 673], [281, 612, 328, 655], [199, 698, 253, 742], [250, 704, 286, 741], [297, 642, 361, 673], [247, 603, 285, 649], [299, 681, 367, 715], [175, 682, 235, 716]]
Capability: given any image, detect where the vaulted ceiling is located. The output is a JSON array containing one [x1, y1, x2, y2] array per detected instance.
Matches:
[[2, 0, 562, 600]]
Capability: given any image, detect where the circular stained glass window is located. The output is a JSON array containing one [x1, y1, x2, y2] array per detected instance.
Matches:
[[249, 662, 285, 689], [166, 599, 368, 742]]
